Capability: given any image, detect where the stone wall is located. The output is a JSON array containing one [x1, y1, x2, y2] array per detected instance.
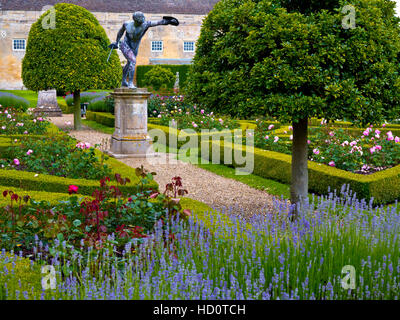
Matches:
[[0, 10, 206, 89]]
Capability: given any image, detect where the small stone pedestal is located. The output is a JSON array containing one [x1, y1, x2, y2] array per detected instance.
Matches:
[[34, 89, 62, 117], [107, 87, 157, 159]]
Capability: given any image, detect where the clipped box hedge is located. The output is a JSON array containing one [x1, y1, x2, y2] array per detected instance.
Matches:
[[83, 112, 400, 203], [86, 111, 115, 127], [203, 140, 400, 205], [0, 141, 158, 196]]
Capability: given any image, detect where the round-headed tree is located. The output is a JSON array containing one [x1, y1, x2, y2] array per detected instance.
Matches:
[[22, 3, 121, 130], [186, 0, 400, 215]]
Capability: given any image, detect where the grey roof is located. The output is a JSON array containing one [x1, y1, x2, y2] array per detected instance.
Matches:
[[1, 0, 220, 14]]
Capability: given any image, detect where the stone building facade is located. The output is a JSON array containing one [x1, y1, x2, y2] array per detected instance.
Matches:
[[0, 0, 219, 89]]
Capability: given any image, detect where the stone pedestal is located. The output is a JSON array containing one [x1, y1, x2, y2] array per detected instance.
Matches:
[[34, 89, 62, 117], [107, 87, 157, 159]]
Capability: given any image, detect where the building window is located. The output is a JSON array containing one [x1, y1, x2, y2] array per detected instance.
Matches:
[[13, 39, 26, 51], [151, 41, 163, 52], [183, 41, 195, 52]]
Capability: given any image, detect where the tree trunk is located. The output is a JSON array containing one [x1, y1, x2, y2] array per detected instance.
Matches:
[[73, 90, 81, 130], [290, 117, 309, 219]]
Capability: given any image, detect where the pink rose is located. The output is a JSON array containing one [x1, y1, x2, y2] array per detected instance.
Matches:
[[68, 185, 79, 194], [26, 149, 33, 155], [328, 161, 335, 167], [13, 159, 20, 166]]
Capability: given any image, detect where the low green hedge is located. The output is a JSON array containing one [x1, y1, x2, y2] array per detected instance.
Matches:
[[0, 152, 157, 196], [0, 137, 158, 196], [205, 140, 400, 205], [83, 112, 400, 204], [58, 98, 73, 114], [86, 111, 114, 127], [0, 185, 88, 207]]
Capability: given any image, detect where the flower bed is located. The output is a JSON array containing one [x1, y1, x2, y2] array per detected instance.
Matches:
[[0, 169, 191, 252], [150, 95, 240, 131], [254, 120, 400, 174], [0, 108, 49, 136], [1, 190, 400, 300], [0, 132, 111, 180]]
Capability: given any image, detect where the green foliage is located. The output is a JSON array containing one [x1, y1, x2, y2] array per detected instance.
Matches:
[[0, 109, 49, 136], [0, 253, 42, 299], [186, 0, 400, 124], [2, 134, 112, 180], [0, 144, 157, 196], [142, 66, 175, 91], [22, 3, 121, 93], [280, 0, 341, 14], [137, 65, 191, 89], [87, 95, 114, 114], [0, 95, 29, 113], [209, 140, 400, 205], [86, 111, 115, 127]]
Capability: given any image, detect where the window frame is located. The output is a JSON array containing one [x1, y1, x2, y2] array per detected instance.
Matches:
[[12, 39, 26, 51], [151, 40, 163, 52], [183, 41, 195, 52]]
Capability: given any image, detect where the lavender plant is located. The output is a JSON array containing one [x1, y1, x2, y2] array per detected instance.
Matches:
[[1, 186, 400, 300]]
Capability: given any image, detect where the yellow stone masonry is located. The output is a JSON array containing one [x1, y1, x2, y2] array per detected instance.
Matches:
[[0, 10, 206, 89]]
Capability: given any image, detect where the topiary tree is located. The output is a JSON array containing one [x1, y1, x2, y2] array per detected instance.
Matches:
[[143, 66, 176, 91], [186, 0, 400, 215], [22, 3, 121, 130]]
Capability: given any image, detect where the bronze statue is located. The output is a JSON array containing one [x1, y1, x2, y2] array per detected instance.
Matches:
[[109, 12, 179, 89]]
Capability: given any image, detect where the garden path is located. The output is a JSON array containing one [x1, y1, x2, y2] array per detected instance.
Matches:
[[49, 115, 275, 216]]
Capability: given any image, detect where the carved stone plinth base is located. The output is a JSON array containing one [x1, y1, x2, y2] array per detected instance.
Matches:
[[34, 89, 62, 117], [107, 135, 158, 159], [33, 106, 63, 117], [107, 87, 157, 159]]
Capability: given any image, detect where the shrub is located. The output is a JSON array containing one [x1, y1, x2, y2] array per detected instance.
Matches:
[[87, 95, 114, 114], [142, 66, 176, 91], [86, 111, 115, 127], [0, 109, 49, 136], [1, 133, 111, 180], [137, 65, 191, 90], [0, 93, 30, 113], [22, 3, 121, 130], [0, 252, 42, 300], [64, 91, 109, 107], [186, 0, 400, 209]]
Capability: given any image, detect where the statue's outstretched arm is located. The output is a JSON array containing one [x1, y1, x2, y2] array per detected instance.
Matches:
[[148, 17, 179, 28], [148, 19, 169, 28]]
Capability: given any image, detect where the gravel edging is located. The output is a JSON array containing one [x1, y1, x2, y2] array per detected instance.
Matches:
[[48, 115, 275, 216]]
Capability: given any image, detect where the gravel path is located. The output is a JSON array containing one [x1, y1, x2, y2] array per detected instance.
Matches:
[[49, 115, 275, 216]]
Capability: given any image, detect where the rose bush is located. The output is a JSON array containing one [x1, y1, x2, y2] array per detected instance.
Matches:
[[1, 133, 111, 180], [0, 107, 49, 136], [254, 120, 400, 173]]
